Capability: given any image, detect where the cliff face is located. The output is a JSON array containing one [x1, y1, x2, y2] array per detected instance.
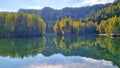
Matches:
[[19, 4, 109, 23]]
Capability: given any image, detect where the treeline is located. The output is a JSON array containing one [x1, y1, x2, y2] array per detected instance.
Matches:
[[53, 0, 120, 36], [97, 16, 120, 35], [53, 18, 98, 35], [93, 0, 120, 35], [53, 16, 120, 36], [0, 12, 46, 37], [19, 4, 109, 34]]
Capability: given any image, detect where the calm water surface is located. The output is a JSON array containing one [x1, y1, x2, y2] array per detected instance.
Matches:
[[0, 35, 119, 68]]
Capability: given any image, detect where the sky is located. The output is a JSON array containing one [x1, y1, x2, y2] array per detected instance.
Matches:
[[0, 0, 114, 12]]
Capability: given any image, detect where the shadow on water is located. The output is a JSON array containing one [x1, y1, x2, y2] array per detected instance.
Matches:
[[0, 35, 120, 67]]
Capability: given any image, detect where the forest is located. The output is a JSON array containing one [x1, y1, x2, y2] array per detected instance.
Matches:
[[0, 0, 120, 37], [53, 0, 120, 36], [0, 12, 46, 37]]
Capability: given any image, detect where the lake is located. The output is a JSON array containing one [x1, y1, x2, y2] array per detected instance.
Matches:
[[0, 35, 120, 68]]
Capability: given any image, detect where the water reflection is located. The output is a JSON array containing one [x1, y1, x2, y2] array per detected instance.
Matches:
[[0, 54, 118, 68], [53, 36, 120, 67], [0, 35, 120, 68], [0, 37, 46, 58]]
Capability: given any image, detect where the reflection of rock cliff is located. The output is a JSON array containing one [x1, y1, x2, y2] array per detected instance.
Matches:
[[0, 37, 46, 58]]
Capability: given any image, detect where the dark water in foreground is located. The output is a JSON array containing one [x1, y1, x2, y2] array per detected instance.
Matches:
[[0, 35, 120, 68]]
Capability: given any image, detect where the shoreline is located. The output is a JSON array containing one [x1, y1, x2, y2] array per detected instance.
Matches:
[[98, 34, 120, 37]]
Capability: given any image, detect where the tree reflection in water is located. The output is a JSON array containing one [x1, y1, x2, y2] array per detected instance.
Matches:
[[0, 35, 120, 67]]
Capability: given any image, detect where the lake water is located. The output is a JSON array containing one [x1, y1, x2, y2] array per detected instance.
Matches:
[[0, 35, 120, 68]]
